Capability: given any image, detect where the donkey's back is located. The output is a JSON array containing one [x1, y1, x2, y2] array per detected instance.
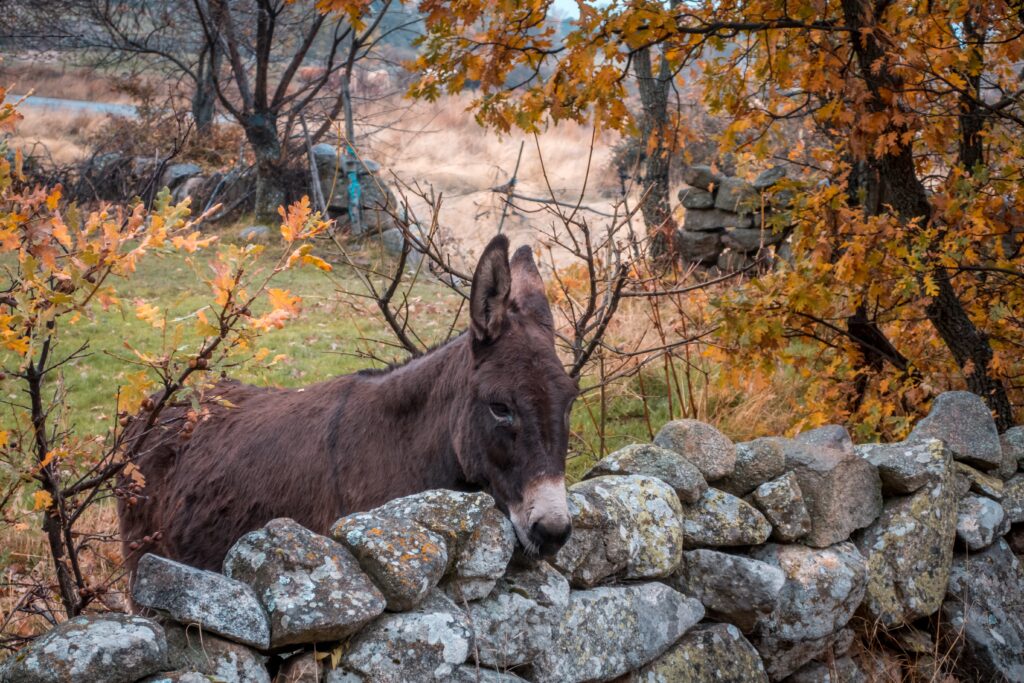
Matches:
[[119, 377, 361, 572]]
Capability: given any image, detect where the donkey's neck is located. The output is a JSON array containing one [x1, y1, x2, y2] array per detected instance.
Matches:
[[339, 334, 476, 506]]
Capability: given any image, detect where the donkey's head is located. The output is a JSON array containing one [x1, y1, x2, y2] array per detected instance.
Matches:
[[453, 235, 577, 557]]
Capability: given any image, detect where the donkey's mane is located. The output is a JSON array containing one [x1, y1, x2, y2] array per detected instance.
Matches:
[[354, 332, 468, 377]]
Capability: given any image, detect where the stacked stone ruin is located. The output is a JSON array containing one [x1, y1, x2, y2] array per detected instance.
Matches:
[[3, 390, 1024, 683], [676, 164, 793, 270]]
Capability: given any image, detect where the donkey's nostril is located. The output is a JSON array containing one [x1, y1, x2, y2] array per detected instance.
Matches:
[[530, 519, 572, 557]]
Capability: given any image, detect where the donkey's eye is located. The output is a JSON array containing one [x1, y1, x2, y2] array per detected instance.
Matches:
[[489, 402, 514, 424]]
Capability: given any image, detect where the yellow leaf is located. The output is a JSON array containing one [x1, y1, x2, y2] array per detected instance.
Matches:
[[33, 490, 53, 511]]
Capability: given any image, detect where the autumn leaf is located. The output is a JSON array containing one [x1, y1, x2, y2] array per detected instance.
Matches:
[[33, 490, 53, 511]]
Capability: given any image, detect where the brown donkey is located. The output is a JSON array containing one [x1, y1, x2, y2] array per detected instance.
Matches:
[[119, 235, 578, 574]]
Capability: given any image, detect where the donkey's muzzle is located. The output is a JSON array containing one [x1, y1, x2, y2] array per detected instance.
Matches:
[[530, 518, 572, 557]]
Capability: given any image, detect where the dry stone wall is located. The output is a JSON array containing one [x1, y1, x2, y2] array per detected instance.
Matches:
[[676, 164, 793, 270], [3, 391, 1024, 683]]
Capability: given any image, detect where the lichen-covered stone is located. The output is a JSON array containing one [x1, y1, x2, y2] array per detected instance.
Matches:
[[654, 419, 737, 481], [750, 543, 866, 644], [1002, 426, 1024, 469], [681, 165, 724, 191], [452, 666, 527, 682], [343, 590, 472, 682], [670, 549, 784, 632], [679, 186, 715, 209], [854, 444, 956, 628], [137, 674, 208, 683], [956, 494, 1008, 551], [527, 583, 704, 683], [369, 489, 494, 557], [163, 623, 269, 683], [944, 539, 1024, 682], [331, 512, 448, 611], [787, 656, 867, 683], [132, 553, 270, 650], [582, 443, 708, 504], [752, 472, 812, 542], [626, 623, 768, 682], [223, 518, 385, 648], [2, 614, 166, 683], [794, 424, 855, 453], [467, 561, 570, 669], [908, 391, 1002, 470], [553, 475, 684, 587], [679, 488, 771, 548], [956, 461, 1005, 499], [721, 227, 784, 253], [718, 437, 787, 497], [755, 629, 854, 682], [1003, 473, 1024, 523], [855, 439, 948, 495], [444, 507, 516, 603], [715, 177, 760, 213], [780, 437, 882, 547]]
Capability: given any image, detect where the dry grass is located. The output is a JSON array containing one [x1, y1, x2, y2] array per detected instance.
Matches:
[[1, 58, 137, 103]]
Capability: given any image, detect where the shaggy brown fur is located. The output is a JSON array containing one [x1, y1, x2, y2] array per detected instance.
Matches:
[[119, 236, 577, 573]]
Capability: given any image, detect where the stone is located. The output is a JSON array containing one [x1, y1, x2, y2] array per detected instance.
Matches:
[[787, 656, 866, 683], [2, 613, 166, 683], [670, 549, 785, 632], [343, 591, 472, 682], [131, 553, 270, 650], [161, 163, 201, 190], [582, 443, 708, 504], [674, 228, 721, 263], [854, 443, 956, 628], [452, 667, 527, 682], [717, 437, 787, 497], [944, 539, 1024, 682], [626, 623, 768, 683], [240, 225, 270, 241], [908, 391, 1002, 470], [552, 475, 684, 587], [957, 461, 1004, 499], [715, 176, 760, 213], [1002, 426, 1024, 469], [680, 165, 723, 191], [753, 165, 788, 190], [780, 437, 882, 547], [331, 511, 448, 611], [750, 543, 866, 644], [717, 249, 754, 272], [752, 472, 812, 542], [679, 186, 715, 209], [855, 439, 948, 495], [368, 489, 494, 557], [754, 629, 854, 682], [527, 583, 704, 683], [444, 507, 516, 603], [223, 518, 385, 648], [722, 227, 783, 253], [467, 561, 570, 670], [138, 674, 208, 683], [956, 495, 1008, 551], [1005, 474, 1024, 523], [654, 419, 737, 481], [683, 208, 753, 231], [275, 651, 322, 682], [163, 623, 269, 683], [678, 488, 771, 548], [794, 424, 855, 452]]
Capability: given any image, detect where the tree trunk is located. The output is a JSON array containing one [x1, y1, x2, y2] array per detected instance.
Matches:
[[632, 47, 675, 258], [192, 44, 220, 137], [244, 111, 285, 219], [841, 0, 1014, 429]]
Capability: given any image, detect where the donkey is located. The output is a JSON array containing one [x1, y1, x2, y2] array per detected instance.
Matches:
[[118, 235, 578, 574]]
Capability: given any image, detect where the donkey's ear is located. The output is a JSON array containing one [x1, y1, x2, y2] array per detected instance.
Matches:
[[470, 235, 512, 343], [510, 245, 554, 332]]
